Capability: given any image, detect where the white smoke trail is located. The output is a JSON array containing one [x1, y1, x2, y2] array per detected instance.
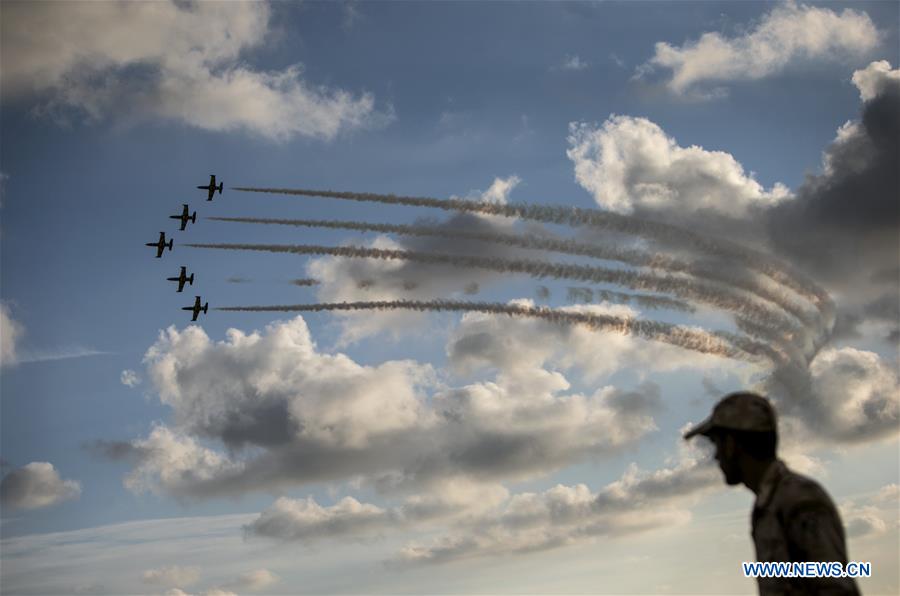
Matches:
[[208, 215, 815, 328], [214, 299, 778, 362], [230, 186, 834, 322], [186, 242, 802, 341], [565, 287, 695, 313]]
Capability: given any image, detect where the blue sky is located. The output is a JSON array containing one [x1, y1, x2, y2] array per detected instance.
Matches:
[[1, 1, 898, 594]]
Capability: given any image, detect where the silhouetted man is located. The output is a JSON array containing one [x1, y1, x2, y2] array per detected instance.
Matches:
[[685, 392, 859, 595]]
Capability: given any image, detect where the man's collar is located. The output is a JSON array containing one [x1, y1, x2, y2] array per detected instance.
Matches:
[[754, 459, 786, 510]]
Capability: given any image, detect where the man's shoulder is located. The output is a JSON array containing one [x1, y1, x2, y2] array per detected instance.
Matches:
[[771, 466, 839, 516]]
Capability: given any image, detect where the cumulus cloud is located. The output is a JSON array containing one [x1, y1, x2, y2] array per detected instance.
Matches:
[[120, 369, 141, 388], [392, 439, 719, 566], [852, 60, 900, 101], [637, 2, 879, 96], [0, 1, 390, 141], [246, 477, 509, 542], [0, 462, 81, 510], [567, 115, 789, 217], [1, 302, 24, 368], [840, 484, 899, 540], [142, 566, 201, 588], [245, 439, 720, 565], [246, 496, 394, 542], [113, 317, 662, 499], [803, 347, 899, 443]]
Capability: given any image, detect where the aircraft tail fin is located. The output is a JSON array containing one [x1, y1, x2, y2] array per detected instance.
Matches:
[[202, 303, 209, 314], [190, 212, 197, 223], [217, 183, 223, 194], [167, 240, 174, 251], [189, 274, 194, 285]]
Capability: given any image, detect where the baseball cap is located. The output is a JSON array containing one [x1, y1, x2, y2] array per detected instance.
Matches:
[[684, 392, 777, 439]]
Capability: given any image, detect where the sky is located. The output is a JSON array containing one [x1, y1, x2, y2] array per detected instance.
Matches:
[[0, 1, 898, 594]]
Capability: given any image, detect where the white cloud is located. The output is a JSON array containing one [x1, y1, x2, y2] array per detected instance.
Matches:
[[0, 302, 23, 368], [851, 60, 900, 101], [142, 566, 201, 588], [874, 483, 899, 504], [123, 425, 246, 497], [121, 369, 142, 387], [840, 484, 900, 540], [247, 478, 509, 542], [806, 347, 899, 442], [637, 2, 879, 96], [567, 115, 790, 216], [220, 568, 279, 593], [117, 317, 661, 499], [476, 175, 521, 205], [560, 54, 589, 71], [0, 462, 81, 510], [0, 1, 390, 141], [392, 439, 719, 566], [246, 496, 394, 542]]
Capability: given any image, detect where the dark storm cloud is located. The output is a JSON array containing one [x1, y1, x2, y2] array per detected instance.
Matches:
[[767, 80, 900, 295]]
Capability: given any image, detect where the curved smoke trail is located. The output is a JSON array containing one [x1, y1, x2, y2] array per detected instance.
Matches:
[[564, 287, 695, 313], [229, 186, 834, 324], [208, 215, 815, 329], [214, 299, 780, 363], [186, 242, 803, 343]]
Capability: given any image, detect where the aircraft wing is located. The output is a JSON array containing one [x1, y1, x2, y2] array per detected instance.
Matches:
[[156, 244, 165, 258], [177, 278, 187, 292]]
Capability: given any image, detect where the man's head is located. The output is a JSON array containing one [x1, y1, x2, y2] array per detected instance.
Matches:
[[685, 392, 778, 486]]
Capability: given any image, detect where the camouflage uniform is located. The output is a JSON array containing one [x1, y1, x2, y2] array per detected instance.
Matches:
[[685, 393, 860, 596], [752, 459, 859, 595]]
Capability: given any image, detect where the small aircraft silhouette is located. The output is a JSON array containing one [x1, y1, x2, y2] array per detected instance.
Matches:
[[182, 296, 208, 321], [169, 204, 197, 231], [197, 174, 223, 201], [146, 232, 173, 258], [167, 266, 195, 292]]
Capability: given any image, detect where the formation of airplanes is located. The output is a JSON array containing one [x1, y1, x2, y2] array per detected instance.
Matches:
[[146, 175, 223, 321]]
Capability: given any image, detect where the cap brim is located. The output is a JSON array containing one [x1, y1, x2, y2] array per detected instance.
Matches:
[[683, 416, 715, 440]]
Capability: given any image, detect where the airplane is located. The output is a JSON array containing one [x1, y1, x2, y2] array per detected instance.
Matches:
[[182, 296, 208, 321], [167, 266, 195, 292], [146, 232, 173, 258], [169, 204, 197, 231], [197, 174, 223, 201]]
